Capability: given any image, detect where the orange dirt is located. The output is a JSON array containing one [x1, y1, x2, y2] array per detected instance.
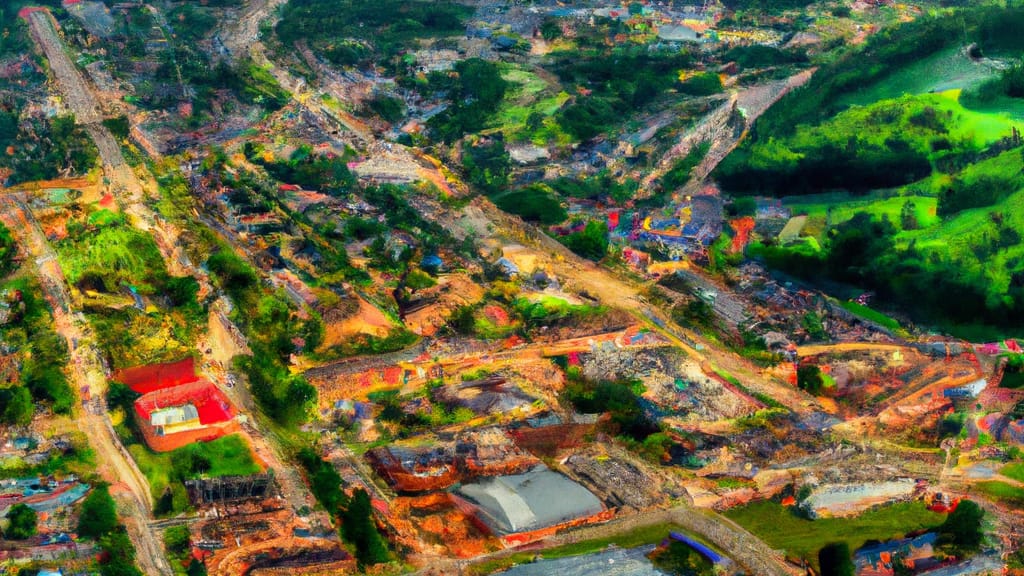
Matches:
[[320, 296, 396, 349]]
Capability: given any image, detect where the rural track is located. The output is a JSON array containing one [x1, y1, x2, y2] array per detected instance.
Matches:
[[796, 342, 913, 357]]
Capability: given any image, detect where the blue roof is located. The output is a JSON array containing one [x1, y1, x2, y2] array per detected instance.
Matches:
[[669, 532, 724, 564]]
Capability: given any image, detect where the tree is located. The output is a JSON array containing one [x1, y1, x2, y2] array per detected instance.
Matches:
[[153, 483, 174, 516], [818, 542, 855, 576], [797, 364, 824, 395], [341, 489, 390, 567], [540, 19, 562, 41], [650, 540, 716, 575], [163, 525, 190, 555], [940, 499, 984, 552], [0, 223, 17, 277], [802, 312, 827, 341], [99, 528, 143, 576], [102, 116, 131, 141], [678, 72, 723, 96], [726, 196, 757, 217], [4, 504, 37, 539], [561, 220, 609, 261], [900, 200, 919, 230], [297, 447, 348, 515], [493, 185, 566, 225], [77, 483, 119, 539], [1, 387, 33, 427], [462, 137, 511, 195], [186, 560, 207, 576], [672, 298, 713, 328]]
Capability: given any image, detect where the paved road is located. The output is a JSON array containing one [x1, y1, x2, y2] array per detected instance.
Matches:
[[37, 0, 337, 556]]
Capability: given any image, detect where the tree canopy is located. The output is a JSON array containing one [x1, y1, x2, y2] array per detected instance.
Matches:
[[77, 483, 119, 540], [818, 542, 855, 576], [4, 504, 37, 540], [940, 500, 985, 553]]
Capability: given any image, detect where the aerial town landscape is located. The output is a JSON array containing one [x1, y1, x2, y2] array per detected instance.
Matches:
[[0, 0, 1023, 574]]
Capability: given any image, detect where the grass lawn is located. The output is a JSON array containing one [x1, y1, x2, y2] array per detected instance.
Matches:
[[130, 434, 262, 504], [467, 522, 690, 576], [785, 194, 939, 232], [723, 501, 944, 568], [1000, 463, 1024, 483], [837, 301, 901, 331], [838, 48, 999, 108], [975, 481, 1024, 506], [932, 90, 1021, 146]]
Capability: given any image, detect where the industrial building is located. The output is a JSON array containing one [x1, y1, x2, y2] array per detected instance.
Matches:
[[453, 465, 607, 543]]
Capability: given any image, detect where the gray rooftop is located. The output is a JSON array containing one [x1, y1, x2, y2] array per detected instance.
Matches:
[[455, 465, 604, 535]]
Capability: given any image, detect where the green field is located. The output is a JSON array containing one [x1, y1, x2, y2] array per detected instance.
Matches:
[[838, 48, 1001, 108], [1001, 463, 1024, 483], [806, 90, 1019, 149], [738, 88, 1024, 339], [491, 64, 573, 145], [837, 301, 902, 331], [130, 434, 261, 509], [964, 94, 1024, 121], [723, 501, 944, 567], [785, 193, 939, 232], [974, 481, 1024, 506]]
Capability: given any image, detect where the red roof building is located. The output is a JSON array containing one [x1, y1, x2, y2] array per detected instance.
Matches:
[[132, 378, 238, 452]]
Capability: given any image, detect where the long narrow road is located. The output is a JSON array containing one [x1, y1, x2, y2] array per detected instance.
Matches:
[[0, 196, 172, 576]]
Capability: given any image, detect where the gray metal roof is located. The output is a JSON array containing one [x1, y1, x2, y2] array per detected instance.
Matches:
[[455, 466, 603, 534]]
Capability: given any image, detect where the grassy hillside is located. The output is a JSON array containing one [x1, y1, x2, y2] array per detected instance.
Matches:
[[717, 90, 1021, 195], [716, 6, 1024, 340]]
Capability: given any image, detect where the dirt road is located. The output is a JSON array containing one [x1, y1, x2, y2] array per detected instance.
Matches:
[[230, 1, 821, 419], [26, 12, 101, 124], [24, 10, 321, 569], [215, 2, 821, 565], [462, 198, 821, 415], [796, 342, 912, 357]]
